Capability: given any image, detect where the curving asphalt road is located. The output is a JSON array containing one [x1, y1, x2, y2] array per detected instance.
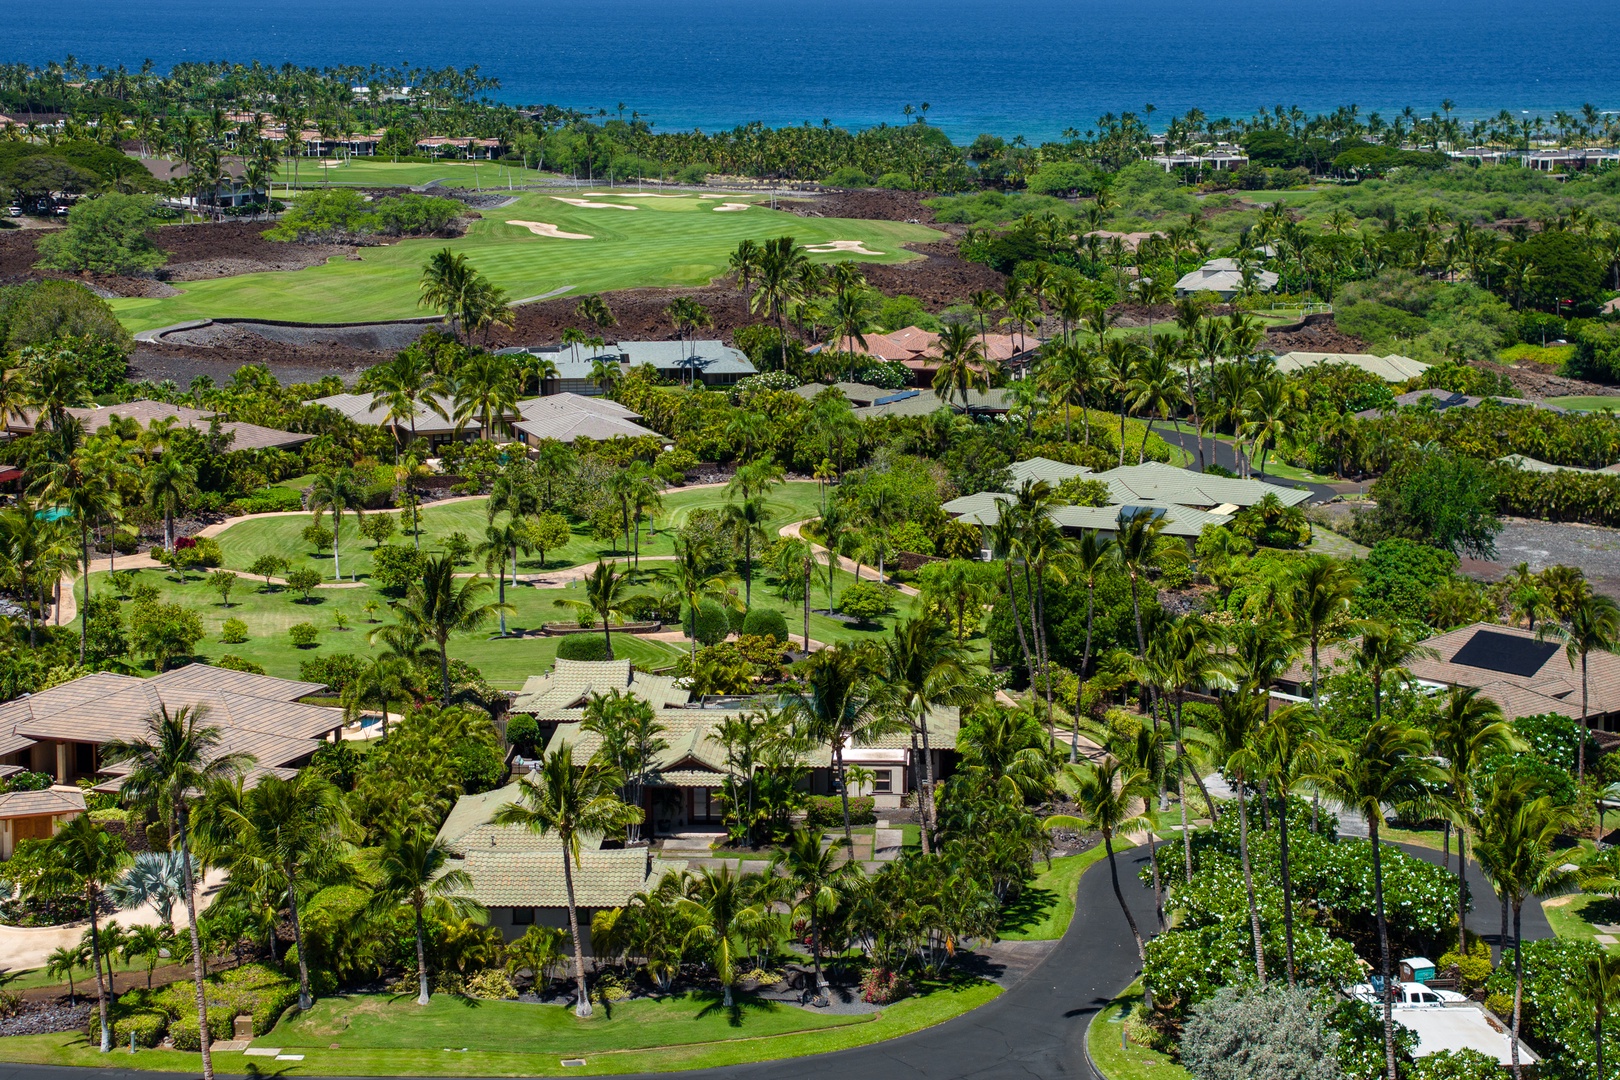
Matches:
[[0, 842, 1547, 1080]]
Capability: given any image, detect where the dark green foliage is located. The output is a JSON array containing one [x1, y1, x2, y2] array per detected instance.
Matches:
[[371, 543, 427, 594], [297, 652, 367, 694], [987, 563, 1135, 680], [1179, 984, 1344, 1080], [557, 634, 610, 661], [1351, 538, 1459, 624], [804, 795, 876, 829], [505, 713, 540, 755], [1519, 229, 1604, 313], [83, 594, 128, 666], [1484, 938, 1614, 1080], [684, 599, 732, 647], [740, 607, 789, 643], [1569, 319, 1620, 383], [266, 189, 463, 242], [0, 280, 132, 354], [1355, 452, 1500, 558], [310, 742, 362, 790], [837, 579, 897, 623], [35, 193, 166, 275], [288, 622, 320, 648]]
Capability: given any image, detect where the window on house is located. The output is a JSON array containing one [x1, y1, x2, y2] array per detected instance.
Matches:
[[511, 907, 535, 925], [873, 771, 893, 793]]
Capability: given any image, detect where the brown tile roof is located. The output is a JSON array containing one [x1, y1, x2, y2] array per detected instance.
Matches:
[[0, 663, 342, 775], [0, 786, 85, 819], [8, 401, 309, 451]]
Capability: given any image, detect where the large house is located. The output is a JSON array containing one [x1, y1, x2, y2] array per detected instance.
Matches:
[[7, 400, 310, 452], [1279, 622, 1620, 729], [1174, 258, 1279, 299], [134, 156, 266, 210], [1271, 351, 1429, 383], [0, 786, 85, 860], [838, 326, 1039, 381], [311, 391, 657, 446], [434, 782, 685, 947], [0, 664, 344, 789], [943, 458, 1310, 551], [1354, 388, 1565, 420], [500, 341, 757, 391]]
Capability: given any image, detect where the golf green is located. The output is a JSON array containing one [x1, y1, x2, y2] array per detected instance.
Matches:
[[113, 191, 942, 332]]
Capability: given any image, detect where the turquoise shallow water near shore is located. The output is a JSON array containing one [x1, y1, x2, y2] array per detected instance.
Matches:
[[11, 0, 1620, 142]]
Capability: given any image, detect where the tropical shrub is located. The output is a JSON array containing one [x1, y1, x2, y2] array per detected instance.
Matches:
[[220, 617, 248, 644], [1484, 938, 1612, 1080], [1179, 984, 1342, 1080], [740, 607, 788, 643], [837, 579, 897, 623], [505, 714, 540, 755], [214, 654, 265, 675], [289, 622, 320, 648], [805, 795, 876, 829], [371, 543, 427, 594], [557, 634, 610, 661], [684, 599, 732, 647]]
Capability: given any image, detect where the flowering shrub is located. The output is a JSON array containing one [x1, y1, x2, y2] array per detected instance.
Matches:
[[859, 966, 910, 1004], [1484, 938, 1614, 1080]]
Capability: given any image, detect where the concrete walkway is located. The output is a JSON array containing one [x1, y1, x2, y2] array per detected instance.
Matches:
[[0, 869, 226, 973], [778, 519, 922, 597]]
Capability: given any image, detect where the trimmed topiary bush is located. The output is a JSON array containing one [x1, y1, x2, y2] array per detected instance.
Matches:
[[112, 1011, 167, 1048], [804, 794, 876, 829], [684, 600, 732, 648], [740, 607, 789, 643], [214, 654, 266, 675], [557, 634, 610, 661], [220, 617, 248, 644], [506, 713, 540, 755], [288, 622, 319, 648]]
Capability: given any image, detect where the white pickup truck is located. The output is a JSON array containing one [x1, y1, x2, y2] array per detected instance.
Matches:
[[1348, 981, 1469, 1007]]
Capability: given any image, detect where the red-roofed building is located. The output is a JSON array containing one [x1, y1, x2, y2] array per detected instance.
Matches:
[[837, 325, 1039, 382]]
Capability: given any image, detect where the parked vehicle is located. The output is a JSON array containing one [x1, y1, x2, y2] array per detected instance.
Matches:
[[1348, 980, 1469, 1007]]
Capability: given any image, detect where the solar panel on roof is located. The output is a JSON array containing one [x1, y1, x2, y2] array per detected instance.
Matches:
[[873, 390, 921, 406], [1449, 629, 1560, 678], [1118, 505, 1167, 523]]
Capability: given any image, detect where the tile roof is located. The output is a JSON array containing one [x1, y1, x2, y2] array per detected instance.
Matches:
[[1497, 454, 1620, 475], [1175, 261, 1278, 294], [310, 392, 465, 434], [1091, 462, 1311, 509], [943, 490, 1230, 537], [618, 341, 756, 376], [0, 786, 86, 819], [844, 327, 1036, 366], [436, 781, 572, 855], [1283, 622, 1620, 720], [0, 663, 342, 776], [1007, 457, 1094, 488], [10, 401, 310, 451], [510, 395, 659, 444], [853, 387, 1014, 419], [1271, 352, 1430, 383], [510, 660, 690, 716], [452, 847, 681, 908], [791, 382, 894, 406]]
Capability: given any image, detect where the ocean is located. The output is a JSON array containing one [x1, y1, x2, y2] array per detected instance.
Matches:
[[11, 0, 1620, 143]]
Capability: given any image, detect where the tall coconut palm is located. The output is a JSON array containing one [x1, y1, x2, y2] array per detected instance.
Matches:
[[37, 817, 127, 1052], [31, 419, 120, 664], [769, 537, 818, 653], [1285, 555, 1360, 710], [781, 644, 889, 845], [1539, 591, 1620, 782], [475, 520, 524, 636], [1211, 689, 1271, 984], [419, 248, 473, 340], [877, 616, 982, 853], [659, 536, 739, 661], [769, 828, 856, 999], [206, 770, 354, 1010], [677, 867, 761, 1007], [1432, 687, 1521, 957], [1101, 336, 1142, 467], [454, 351, 520, 440], [749, 236, 810, 373], [1255, 702, 1327, 986], [307, 469, 367, 582], [1577, 952, 1620, 1080], [341, 653, 416, 738], [366, 823, 481, 1005], [1350, 621, 1435, 724], [1313, 720, 1441, 1080], [356, 347, 445, 460], [931, 322, 990, 410], [141, 453, 197, 555], [384, 554, 510, 701], [493, 745, 642, 1017], [1051, 758, 1152, 959], [554, 561, 635, 661], [100, 705, 249, 1080]]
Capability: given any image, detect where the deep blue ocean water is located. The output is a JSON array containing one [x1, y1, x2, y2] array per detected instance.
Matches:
[[12, 0, 1620, 142]]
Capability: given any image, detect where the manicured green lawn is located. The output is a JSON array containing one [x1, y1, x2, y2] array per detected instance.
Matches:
[[998, 841, 1132, 942], [213, 483, 824, 583], [1086, 980, 1190, 1080], [0, 956, 144, 992], [271, 159, 542, 190], [0, 980, 1000, 1075], [1548, 395, 1620, 412], [114, 193, 941, 331], [1543, 892, 1620, 950]]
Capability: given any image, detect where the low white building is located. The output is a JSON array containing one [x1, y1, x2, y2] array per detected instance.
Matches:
[[1174, 257, 1278, 299]]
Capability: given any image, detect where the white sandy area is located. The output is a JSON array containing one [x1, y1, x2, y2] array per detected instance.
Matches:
[[712, 203, 750, 212], [697, 194, 731, 200], [806, 240, 884, 255], [508, 219, 593, 239], [317, 159, 345, 166], [582, 192, 690, 199], [550, 196, 638, 210]]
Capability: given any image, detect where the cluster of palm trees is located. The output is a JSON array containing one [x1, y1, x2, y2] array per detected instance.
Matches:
[[417, 250, 515, 346]]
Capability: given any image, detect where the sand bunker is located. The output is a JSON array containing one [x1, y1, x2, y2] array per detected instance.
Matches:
[[508, 220, 593, 240], [712, 203, 750, 212], [582, 192, 690, 199], [697, 194, 731, 200], [805, 240, 884, 255], [550, 197, 638, 210]]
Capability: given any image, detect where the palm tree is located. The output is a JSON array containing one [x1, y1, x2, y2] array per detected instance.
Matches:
[[141, 454, 197, 554], [45, 944, 86, 1005], [1209, 686, 1274, 981], [1539, 591, 1620, 782], [554, 561, 635, 661], [931, 322, 990, 410], [419, 248, 473, 340], [749, 237, 810, 374], [877, 616, 980, 853], [385, 555, 510, 701], [31, 421, 120, 664], [769, 828, 856, 999], [721, 495, 771, 608], [101, 705, 249, 1080], [1052, 758, 1151, 959], [121, 924, 172, 989], [366, 823, 481, 1005], [1350, 621, 1435, 724], [1577, 952, 1620, 1080], [36, 817, 127, 1052], [206, 771, 354, 1011], [1286, 555, 1360, 709], [1101, 336, 1142, 467], [476, 520, 524, 636], [1255, 702, 1326, 987], [1475, 775, 1576, 1080], [1126, 347, 1186, 462], [341, 653, 415, 737], [781, 644, 888, 845], [454, 352, 520, 440], [1313, 720, 1440, 1080], [308, 469, 367, 581], [769, 537, 818, 653], [658, 536, 739, 661], [677, 867, 761, 1007], [494, 745, 642, 1017], [1432, 688, 1520, 957], [356, 348, 443, 459]]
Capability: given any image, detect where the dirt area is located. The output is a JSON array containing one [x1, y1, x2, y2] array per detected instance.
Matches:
[[1264, 318, 1368, 354], [1478, 358, 1612, 399], [1465, 518, 1620, 599], [131, 339, 382, 386], [780, 188, 936, 224]]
